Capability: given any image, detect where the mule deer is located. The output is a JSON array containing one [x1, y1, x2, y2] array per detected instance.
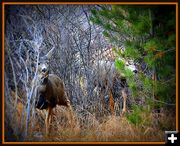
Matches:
[[34, 48, 73, 136], [92, 59, 137, 115]]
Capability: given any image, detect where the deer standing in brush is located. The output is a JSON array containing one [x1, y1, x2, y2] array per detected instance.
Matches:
[[92, 59, 137, 115], [34, 48, 73, 136]]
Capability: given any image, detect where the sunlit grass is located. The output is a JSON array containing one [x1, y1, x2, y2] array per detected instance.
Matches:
[[5, 92, 175, 142]]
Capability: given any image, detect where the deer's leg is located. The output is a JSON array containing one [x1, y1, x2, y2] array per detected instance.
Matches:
[[45, 107, 52, 137], [66, 100, 74, 128], [121, 88, 127, 114], [100, 88, 106, 109], [109, 89, 115, 116]]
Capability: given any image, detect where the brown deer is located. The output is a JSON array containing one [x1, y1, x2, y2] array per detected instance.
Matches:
[[34, 48, 73, 136], [92, 59, 137, 116]]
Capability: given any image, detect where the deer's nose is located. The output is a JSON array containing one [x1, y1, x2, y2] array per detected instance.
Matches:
[[133, 70, 138, 74], [42, 68, 47, 73]]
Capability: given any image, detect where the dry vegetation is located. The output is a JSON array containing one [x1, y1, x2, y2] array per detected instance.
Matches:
[[4, 5, 176, 142], [5, 91, 175, 142]]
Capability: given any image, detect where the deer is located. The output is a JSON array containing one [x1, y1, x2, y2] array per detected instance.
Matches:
[[92, 58, 137, 116], [34, 47, 73, 136]]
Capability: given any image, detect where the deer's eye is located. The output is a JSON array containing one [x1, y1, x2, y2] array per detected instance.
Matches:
[[38, 62, 41, 65]]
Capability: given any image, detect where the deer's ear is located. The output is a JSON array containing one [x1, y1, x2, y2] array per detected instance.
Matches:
[[45, 47, 55, 60]]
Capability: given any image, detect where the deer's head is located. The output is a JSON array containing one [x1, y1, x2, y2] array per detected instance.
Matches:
[[37, 47, 54, 84]]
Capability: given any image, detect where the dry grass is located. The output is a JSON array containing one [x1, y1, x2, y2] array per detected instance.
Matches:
[[4, 92, 175, 142]]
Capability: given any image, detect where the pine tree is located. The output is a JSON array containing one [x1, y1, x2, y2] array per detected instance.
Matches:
[[90, 5, 176, 124]]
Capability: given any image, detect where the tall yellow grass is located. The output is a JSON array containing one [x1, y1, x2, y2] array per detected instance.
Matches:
[[4, 91, 175, 142]]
